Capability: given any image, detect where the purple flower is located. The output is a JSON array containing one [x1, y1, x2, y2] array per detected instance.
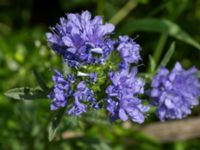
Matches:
[[46, 10, 115, 67], [117, 36, 141, 69], [68, 99, 87, 116], [151, 62, 200, 121], [48, 70, 73, 110], [67, 74, 76, 83], [106, 98, 119, 120], [68, 81, 98, 116], [106, 68, 149, 123], [88, 72, 97, 82]]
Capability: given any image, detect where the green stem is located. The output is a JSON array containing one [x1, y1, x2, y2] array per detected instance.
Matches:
[[109, 0, 138, 25]]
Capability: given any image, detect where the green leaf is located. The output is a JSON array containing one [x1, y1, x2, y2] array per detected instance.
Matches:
[[117, 18, 200, 50], [153, 33, 168, 63], [109, 0, 138, 25], [4, 87, 48, 100], [148, 55, 156, 73], [160, 42, 176, 67], [48, 107, 66, 141], [33, 69, 49, 91]]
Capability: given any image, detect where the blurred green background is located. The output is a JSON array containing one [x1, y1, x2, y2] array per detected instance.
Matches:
[[1, 0, 200, 149]]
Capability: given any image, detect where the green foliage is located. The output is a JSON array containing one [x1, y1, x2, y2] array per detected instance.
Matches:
[[4, 87, 48, 101], [33, 69, 50, 91], [159, 42, 176, 67], [48, 107, 67, 141], [1, 0, 200, 149], [117, 18, 200, 50], [148, 55, 156, 74]]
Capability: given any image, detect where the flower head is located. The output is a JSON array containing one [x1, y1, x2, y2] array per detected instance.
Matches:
[[48, 70, 73, 110], [151, 62, 200, 121], [117, 36, 141, 69], [68, 81, 98, 116], [46, 10, 115, 67], [106, 68, 149, 123]]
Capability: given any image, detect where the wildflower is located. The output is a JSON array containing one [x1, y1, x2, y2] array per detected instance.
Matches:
[[106, 68, 149, 123], [68, 81, 97, 116], [117, 36, 141, 69], [151, 62, 200, 121], [48, 70, 73, 110], [46, 10, 115, 67]]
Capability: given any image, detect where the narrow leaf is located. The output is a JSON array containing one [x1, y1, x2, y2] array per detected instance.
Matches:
[[48, 107, 66, 141], [118, 18, 200, 50], [148, 55, 156, 73], [160, 42, 176, 67], [5, 87, 48, 101], [33, 69, 49, 91]]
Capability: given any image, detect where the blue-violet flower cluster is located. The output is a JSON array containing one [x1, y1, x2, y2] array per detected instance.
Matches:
[[105, 36, 149, 124], [46, 10, 115, 68], [117, 36, 141, 69], [49, 70, 98, 116], [151, 62, 200, 121], [48, 70, 73, 111], [106, 68, 149, 123], [68, 81, 97, 116], [47, 10, 200, 124]]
